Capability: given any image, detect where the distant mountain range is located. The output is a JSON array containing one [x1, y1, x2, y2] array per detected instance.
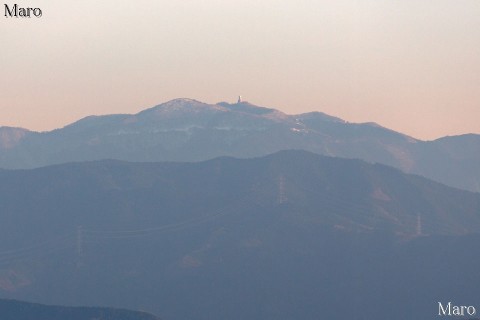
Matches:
[[0, 299, 160, 320], [0, 98, 478, 192], [0, 151, 479, 319]]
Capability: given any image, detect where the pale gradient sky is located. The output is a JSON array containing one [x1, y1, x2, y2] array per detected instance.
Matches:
[[1, 0, 479, 140]]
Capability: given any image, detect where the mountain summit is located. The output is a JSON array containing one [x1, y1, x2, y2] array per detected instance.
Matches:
[[0, 98, 478, 192]]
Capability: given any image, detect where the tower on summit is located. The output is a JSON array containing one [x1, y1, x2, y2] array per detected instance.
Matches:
[[237, 95, 242, 103]]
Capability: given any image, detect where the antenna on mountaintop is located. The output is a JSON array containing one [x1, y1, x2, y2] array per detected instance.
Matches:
[[237, 95, 242, 103]]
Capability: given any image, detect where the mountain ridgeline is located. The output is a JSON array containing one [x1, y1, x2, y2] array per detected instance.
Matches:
[[0, 98, 479, 192], [0, 151, 479, 320]]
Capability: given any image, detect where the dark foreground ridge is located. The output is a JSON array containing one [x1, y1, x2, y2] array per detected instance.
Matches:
[[0, 299, 160, 320]]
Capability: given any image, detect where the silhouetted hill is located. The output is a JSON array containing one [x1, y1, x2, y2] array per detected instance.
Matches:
[[0, 151, 479, 319], [0, 98, 478, 192], [0, 150, 478, 243], [0, 299, 160, 320]]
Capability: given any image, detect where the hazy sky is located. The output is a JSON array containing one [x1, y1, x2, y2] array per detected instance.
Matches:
[[1, 0, 479, 140]]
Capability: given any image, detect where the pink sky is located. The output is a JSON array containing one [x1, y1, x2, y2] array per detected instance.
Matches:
[[1, 0, 479, 140]]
